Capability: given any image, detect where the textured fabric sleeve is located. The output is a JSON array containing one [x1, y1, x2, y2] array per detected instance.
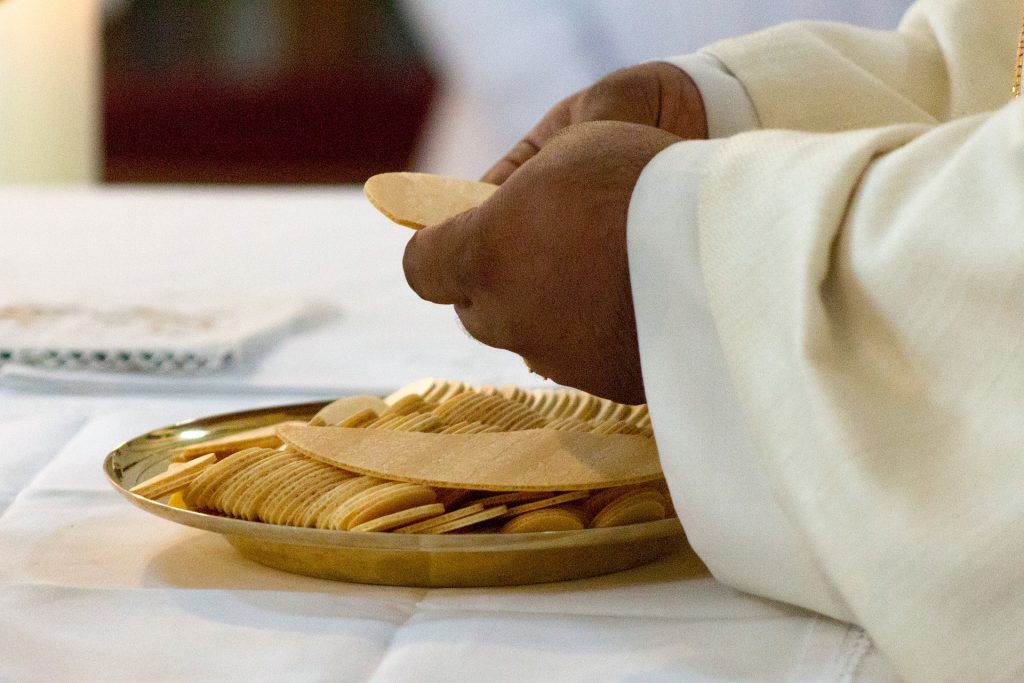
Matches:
[[696, 93, 1024, 681], [627, 140, 855, 624], [704, 0, 1020, 130]]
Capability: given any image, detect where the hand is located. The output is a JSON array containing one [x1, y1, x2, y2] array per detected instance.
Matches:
[[403, 121, 682, 404], [482, 62, 706, 185]]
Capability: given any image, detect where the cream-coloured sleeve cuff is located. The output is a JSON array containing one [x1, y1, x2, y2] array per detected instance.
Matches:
[[658, 53, 760, 138], [627, 139, 854, 623]]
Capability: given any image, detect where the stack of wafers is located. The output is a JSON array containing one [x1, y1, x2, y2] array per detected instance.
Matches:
[[130, 379, 671, 534]]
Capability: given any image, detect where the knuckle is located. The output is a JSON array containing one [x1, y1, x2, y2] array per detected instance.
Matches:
[[577, 66, 657, 125]]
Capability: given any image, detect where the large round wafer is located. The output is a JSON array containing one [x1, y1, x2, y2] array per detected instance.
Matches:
[[364, 172, 497, 229], [278, 425, 662, 492]]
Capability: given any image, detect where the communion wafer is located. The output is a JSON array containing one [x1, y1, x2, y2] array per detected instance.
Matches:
[[543, 417, 590, 433], [216, 450, 301, 519], [590, 419, 643, 436], [364, 172, 497, 229], [171, 421, 306, 460], [501, 506, 587, 533], [276, 468, 353, 527], [308, 475, 384, 528], [276, 473, 364, 532], [504, 490, 590, 517], [444, 421, 502, 435], [243, 458, 327, 522], [393, 412, 445, 433], [419, 505, 508, 534], [342, 482, 438, 530], [470, 490, 549, 507], [278, 425, 662, 491], [571, 394, 601, 421], [384, 377, 462, 406], [381, 393, 429, 417], [320, 481, 437, 531], [349, 503, 445, 532], [581, 484, 656, 519], [129, 453, 217, 500], [590, 490, 667, 528], [336, 408, 380, 428], [434, 487, 471, 507], [428, 380, 467, 404], [212, 449, 302, 510], [498, 385, 530, 404], [549, 391, 580, 419], [366, 413, 406, 430], [393, 503, 485, 533], [183, 447, 276, 510], [310, 395, 389, 427]]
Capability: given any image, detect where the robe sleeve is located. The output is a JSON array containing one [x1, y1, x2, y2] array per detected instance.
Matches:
[[683, 91, 1024, 682], [704, 0, 1020, 131]]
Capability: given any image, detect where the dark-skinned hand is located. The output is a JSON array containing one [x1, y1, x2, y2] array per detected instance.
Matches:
[[482, 61, 707, 185], [403, 121, 682, 404]]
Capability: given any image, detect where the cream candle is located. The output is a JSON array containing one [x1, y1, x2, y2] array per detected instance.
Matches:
[[0, 0, 100, 183]]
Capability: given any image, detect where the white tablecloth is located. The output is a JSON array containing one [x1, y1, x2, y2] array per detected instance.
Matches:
[[0, 187, 899, 682]]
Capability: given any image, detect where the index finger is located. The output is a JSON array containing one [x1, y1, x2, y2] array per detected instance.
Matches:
[[480, 93, 576, 185]]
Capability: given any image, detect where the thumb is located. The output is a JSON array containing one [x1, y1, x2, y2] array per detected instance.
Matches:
[[402, 208, 482, 306]]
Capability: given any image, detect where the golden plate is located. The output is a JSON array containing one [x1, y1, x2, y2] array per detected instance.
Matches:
[[104, 401, 686, 587]]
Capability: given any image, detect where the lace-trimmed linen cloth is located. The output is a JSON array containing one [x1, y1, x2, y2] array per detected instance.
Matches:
[[0, 301, 323, 373]]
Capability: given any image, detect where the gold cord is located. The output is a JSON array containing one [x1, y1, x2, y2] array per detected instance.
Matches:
[[1014, 6, 1024, 98]]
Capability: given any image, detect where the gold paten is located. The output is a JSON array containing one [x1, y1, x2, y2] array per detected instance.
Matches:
[[104, 401, 687, 587]]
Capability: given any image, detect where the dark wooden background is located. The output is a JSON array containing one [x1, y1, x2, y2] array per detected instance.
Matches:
[[103, 1, 436, 184]]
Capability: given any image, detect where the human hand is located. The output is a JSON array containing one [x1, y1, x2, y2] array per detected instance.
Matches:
[[404, 121, 682, 404], [482, 62, 706, 185]]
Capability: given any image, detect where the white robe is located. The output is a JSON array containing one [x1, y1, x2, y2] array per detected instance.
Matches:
[[629, 1, 1024, 680]]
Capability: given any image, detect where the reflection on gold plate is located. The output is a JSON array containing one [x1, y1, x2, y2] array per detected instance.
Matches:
[[104, 401, 687, 587]]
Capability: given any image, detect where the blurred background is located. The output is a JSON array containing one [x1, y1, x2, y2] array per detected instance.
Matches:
[[0, 0, 913, 186]]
